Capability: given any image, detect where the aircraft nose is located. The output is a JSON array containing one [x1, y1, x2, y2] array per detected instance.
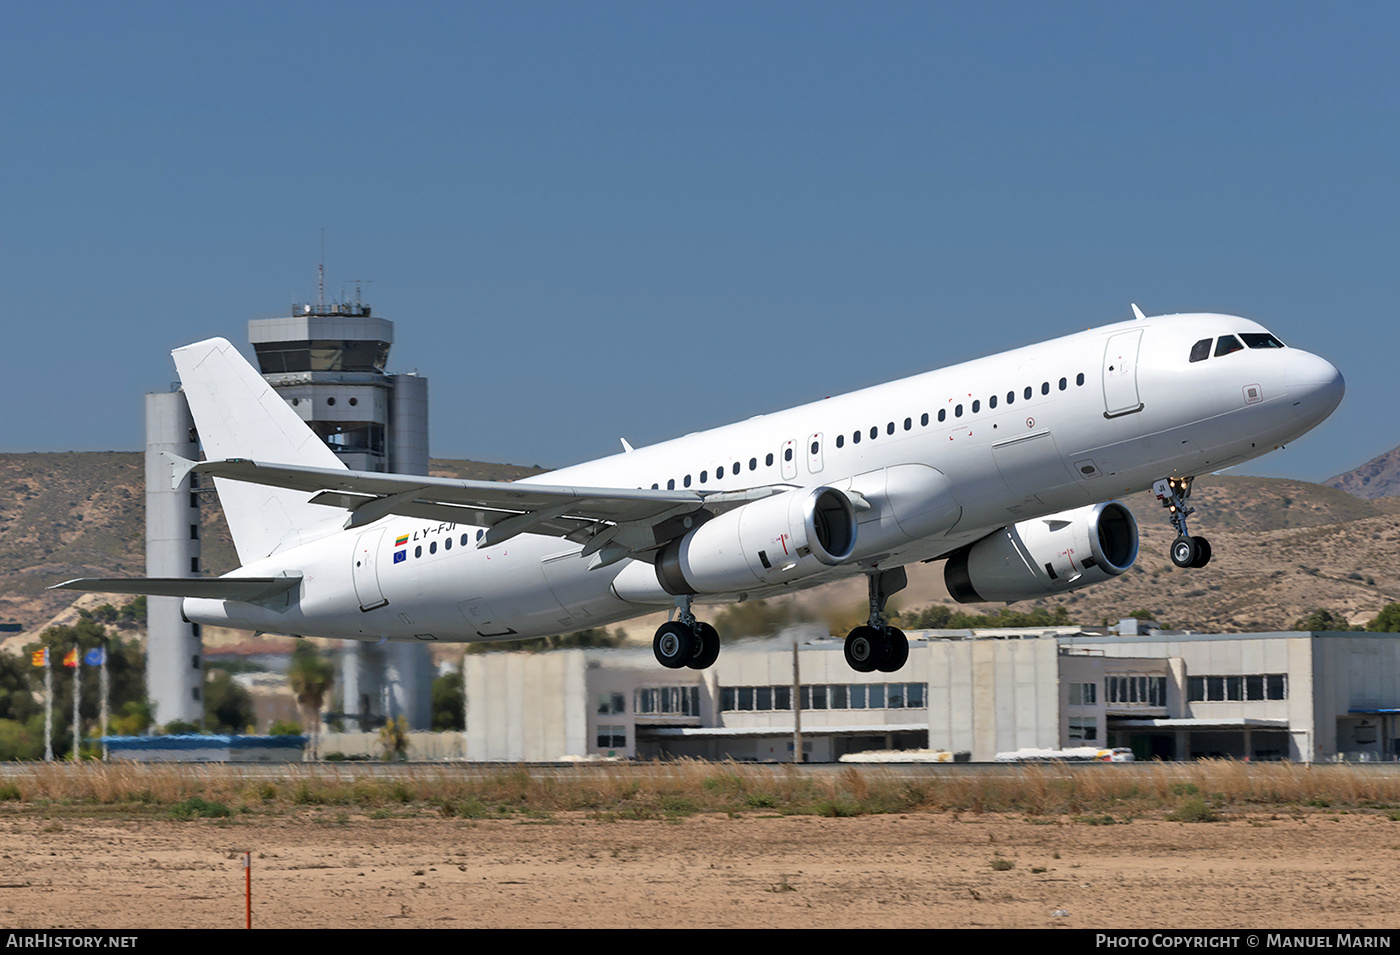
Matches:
[[1287, 349, 1345, 421]]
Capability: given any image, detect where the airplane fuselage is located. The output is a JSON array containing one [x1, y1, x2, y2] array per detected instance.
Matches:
[[184, 311, 1343, 644]]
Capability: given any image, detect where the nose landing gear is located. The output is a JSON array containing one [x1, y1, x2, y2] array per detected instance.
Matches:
[[844, 567, 911, 673], [1155, 477, 1212, 569]]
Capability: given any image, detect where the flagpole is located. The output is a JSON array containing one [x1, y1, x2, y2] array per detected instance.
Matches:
[[71, 645, 81, 762], [99, 643, 109, 760], [43, 649, 52, 762]]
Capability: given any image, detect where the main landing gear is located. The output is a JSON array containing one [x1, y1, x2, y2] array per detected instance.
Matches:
[[653, 597, 721, 670], [844, 567, 911, 674], [1154, 476, 1212, 569]]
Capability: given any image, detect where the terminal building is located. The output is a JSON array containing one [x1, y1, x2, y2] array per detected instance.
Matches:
[[460, 624, 1400, 763]]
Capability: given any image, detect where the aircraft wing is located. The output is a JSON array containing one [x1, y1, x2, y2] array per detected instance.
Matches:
[[49, 576, 302, 601], [173, 456, 783, 566]]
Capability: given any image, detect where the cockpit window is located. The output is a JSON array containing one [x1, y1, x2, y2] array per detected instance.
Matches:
[[1214, 335, 1244, 357], [1241, 333, 1286, 349], [1189, 338, 1211, 363]]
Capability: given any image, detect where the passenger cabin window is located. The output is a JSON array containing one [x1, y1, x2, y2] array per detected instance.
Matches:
[[1215, 335, 1244, 357], [1241, 333, 1286, 349], [1189, 339, 1212, 362]]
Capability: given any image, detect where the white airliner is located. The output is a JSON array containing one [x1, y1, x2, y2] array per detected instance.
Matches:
[[54, 307, 1343, 674]]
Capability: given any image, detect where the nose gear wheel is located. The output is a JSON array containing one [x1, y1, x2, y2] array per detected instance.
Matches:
[[1156, 477, 1212, 569]]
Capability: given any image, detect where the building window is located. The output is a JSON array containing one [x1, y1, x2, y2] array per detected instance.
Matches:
[[597, 692, 625, 715], [1068, 717, 1098, 741], [596, 725, 626, 749], [722, 683, 930, 712], [1187, 673, 1287, 702], [1069, 682, 1097, 705], [637, 686, 701, 716], [1106, 675, 1166, 706]]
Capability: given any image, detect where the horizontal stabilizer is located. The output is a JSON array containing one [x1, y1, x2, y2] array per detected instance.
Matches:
[[48, 576, 302, 602]]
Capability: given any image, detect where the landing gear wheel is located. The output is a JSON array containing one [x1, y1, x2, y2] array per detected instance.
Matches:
[[653, 622, 696, 669], [1190, 536, 1212, 569], [844, 625, 890, 673], [877, 627, 909, 673], [687, 621, 721, 670], [1170, 535, 1199, 569]]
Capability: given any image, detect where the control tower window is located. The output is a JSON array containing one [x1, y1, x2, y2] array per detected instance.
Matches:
[[254, 339, 390, 374]]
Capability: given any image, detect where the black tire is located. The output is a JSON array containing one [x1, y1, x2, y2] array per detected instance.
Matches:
[[1190, 536, 1212, 569], [653, 622, 695, 669], [687, 621, 721, 670], [1170, 535, 1199, 569], [877, 626, 909, 672], [844, 625, 889, 673]]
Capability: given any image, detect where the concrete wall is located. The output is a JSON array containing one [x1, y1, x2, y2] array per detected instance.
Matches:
[[464, 650, 588, 760]]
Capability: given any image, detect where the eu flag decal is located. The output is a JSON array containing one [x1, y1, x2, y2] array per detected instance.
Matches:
[[393, 550, 407, 564]]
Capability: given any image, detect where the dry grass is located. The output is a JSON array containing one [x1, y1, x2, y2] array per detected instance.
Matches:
[[1, 760, 1399, 822]]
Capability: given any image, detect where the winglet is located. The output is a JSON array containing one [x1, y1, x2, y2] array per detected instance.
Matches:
[[620, 438, 634, 453], [1131, 303, 1147, 321]]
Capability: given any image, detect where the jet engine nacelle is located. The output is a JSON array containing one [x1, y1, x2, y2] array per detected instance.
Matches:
[[651, 486, 858, 596], [944, 501, 1138, 604]]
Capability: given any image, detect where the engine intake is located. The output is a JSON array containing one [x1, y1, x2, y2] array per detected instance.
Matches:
[[945, 501, 1138, 604], [654, 486, 857, 595]]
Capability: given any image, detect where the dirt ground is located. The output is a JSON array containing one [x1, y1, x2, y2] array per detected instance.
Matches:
[[0, 809, 1396, 929]]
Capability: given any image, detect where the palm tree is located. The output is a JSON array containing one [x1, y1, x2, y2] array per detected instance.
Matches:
[[287, 642, 334, 759]]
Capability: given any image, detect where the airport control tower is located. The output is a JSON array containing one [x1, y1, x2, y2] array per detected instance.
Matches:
[[247, 294, 432, 731], [145, 289, 434, 732]]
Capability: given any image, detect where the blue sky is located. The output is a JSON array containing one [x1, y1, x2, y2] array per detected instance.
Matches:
[[3, 3, 1395, 481]]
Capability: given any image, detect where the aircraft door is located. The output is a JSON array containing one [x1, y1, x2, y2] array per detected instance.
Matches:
[[780, 439, 798, 480], [1103, 329, 1145, 417], [351, 529, 389, 611], [806, 433, 824, 474]]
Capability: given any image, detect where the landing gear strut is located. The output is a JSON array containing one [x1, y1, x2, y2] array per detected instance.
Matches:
[[1154, 477, 1212, 569], [845, 567, 911, 673], [653, 597, 721, 670]]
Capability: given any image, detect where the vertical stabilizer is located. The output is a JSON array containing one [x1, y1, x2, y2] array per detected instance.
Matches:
[[173, 337, 347, 563]]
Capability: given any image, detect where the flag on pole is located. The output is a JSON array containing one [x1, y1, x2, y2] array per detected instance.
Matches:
[[84, 648, 105, 666], [31, 648, 47, 667], [62, 649, 79, 668]]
